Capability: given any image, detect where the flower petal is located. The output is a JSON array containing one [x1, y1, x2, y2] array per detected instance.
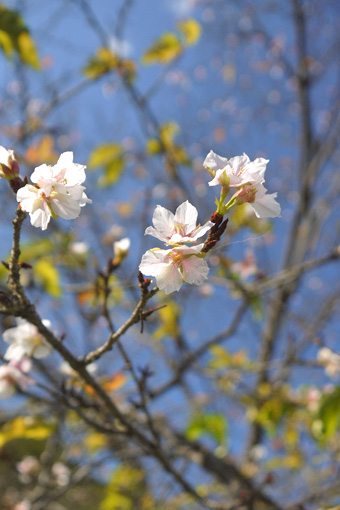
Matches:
[[174, 200, 197, 232], [151, 205, 174, 235], [182, 256, 209, 286], [204, 150, 229, 171]]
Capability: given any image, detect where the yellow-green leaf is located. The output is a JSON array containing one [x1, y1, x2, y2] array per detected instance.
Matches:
[[186, 413, 228, 445], [88, 143, 125, 187], [17, 31, 40, 69], [146, 138, 162, 155], [142, 33, 182, 65], [0, 29, 13, 57], [0, 416, 53, 448], [0, 5, 40, 69], [177, 19, 202, 46], [153, 300, 180, 341], [84, 47, 119, 80], [159, 121, 179, 146], [88, 143, 123, 169], [34, 258, 62, 297]]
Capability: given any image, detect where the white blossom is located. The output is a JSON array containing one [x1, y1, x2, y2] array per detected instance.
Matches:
[[139, 243, 209, 294], [0, 145, 19, 179], [3, 319, 53, 361], [145, 200, 213, 246], [16, 152, 92, 230], [205, 151, 267, 188]]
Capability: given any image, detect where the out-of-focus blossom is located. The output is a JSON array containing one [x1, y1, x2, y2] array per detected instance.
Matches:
[[145, 201, 213, 245], [317, 347, 340, 379], [3, 319, 53, 361], [0, 359, 32, 399], [231, 250, 257, 279], [305, 387, 321, 412], [113, 237, 130, 262], [52, 462, 71, 486], [17, 152, 91, 230], [17, 455, 40, 483], [70, 241, 89, 255], [0, 145, 19, 179], [139, 243, 209, 294]]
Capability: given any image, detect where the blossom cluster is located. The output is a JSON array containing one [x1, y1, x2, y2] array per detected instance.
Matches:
[[16, 152, 92, 230], [139, 201, 213, 294], [204, 151, 281, 218], [0, 147, 91, 230], [139, 150, 280, 293]]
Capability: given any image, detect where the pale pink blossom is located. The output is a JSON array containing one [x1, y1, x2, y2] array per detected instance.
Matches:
[[231, 181, 281, 218], [139, 243, 209, 294], [17, 152, 91, 230], [0, 359, 32, 399], [145, 201, 213, 246], [3, 319, 53, 361], [205, 150, 267, 188]]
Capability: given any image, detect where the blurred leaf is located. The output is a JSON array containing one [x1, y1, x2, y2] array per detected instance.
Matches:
[[159, 121, 179, 146], [249, 294, 264, 321], [153, 300, 180, 341], [103, 372, 128, 393], [84, 432, 107, 452], [88, 143, 125, 187], [0, 416, 53, 448], [17, 31, 40, 69], [84, 47, 119, 79], [186, 413, 227, 445], [177, 19, 202, 46], [146, 138, 162, 155], [229, 203, 272, 235], [34, 258, 62, 297], [100, 465, 145, 510], [21, 238, 54, 261], [0, 5, 40, 69], [142, 33, 182, 65], [25, 135, 58, 165], [209, 345, 249, 370], [0, 29, 12, 57], [314, 386, 340, 442]]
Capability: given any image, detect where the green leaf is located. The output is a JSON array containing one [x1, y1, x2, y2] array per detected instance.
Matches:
[[34, 258, 62, 297], [177, 19, 202, 46], [142, 33, 182, 65], [0, 4, 40, 69], [186, 413, 227, 445]]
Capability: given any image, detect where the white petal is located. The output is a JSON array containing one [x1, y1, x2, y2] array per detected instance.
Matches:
[[139, 249, 170, 277], [30, 208, 51, 230], [204, 150, 229, 171], [174, 201, 197, 232], [189, 221, 214, 241], [0, 380, 14, 399], [50, 194, 81, 220], [182, 257, 209, 286], [155, 264, 183, 294], [144, 226, 168, 243], [33, 343, 52, 359], [31, 164, 53, 185], [57, 151, 74, 167], [151, 205, 174, 235], [251, 193, 281, 218], [4, 343, 26, 361]]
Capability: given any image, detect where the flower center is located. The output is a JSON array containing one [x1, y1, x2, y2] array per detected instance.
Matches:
[[170, 251, 183, 268], [170, 222, 186, 237]]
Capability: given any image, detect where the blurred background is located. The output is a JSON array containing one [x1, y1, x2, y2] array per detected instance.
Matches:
[[0, 1, 340, 509]]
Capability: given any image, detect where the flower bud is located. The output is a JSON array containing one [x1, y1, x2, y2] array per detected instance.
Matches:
[[0, 146, 19, 180], [113, 237, 130, 263]]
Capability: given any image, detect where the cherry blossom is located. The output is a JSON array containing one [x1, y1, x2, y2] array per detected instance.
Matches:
[[0, 359, 32, 399], [139, 243, 209, 294], [16, 152, 92, 230], [230, 181, 281, 218], [3, 319, 53, 361], [205, 150, 267, 188], [145, 200, 213, 245]]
